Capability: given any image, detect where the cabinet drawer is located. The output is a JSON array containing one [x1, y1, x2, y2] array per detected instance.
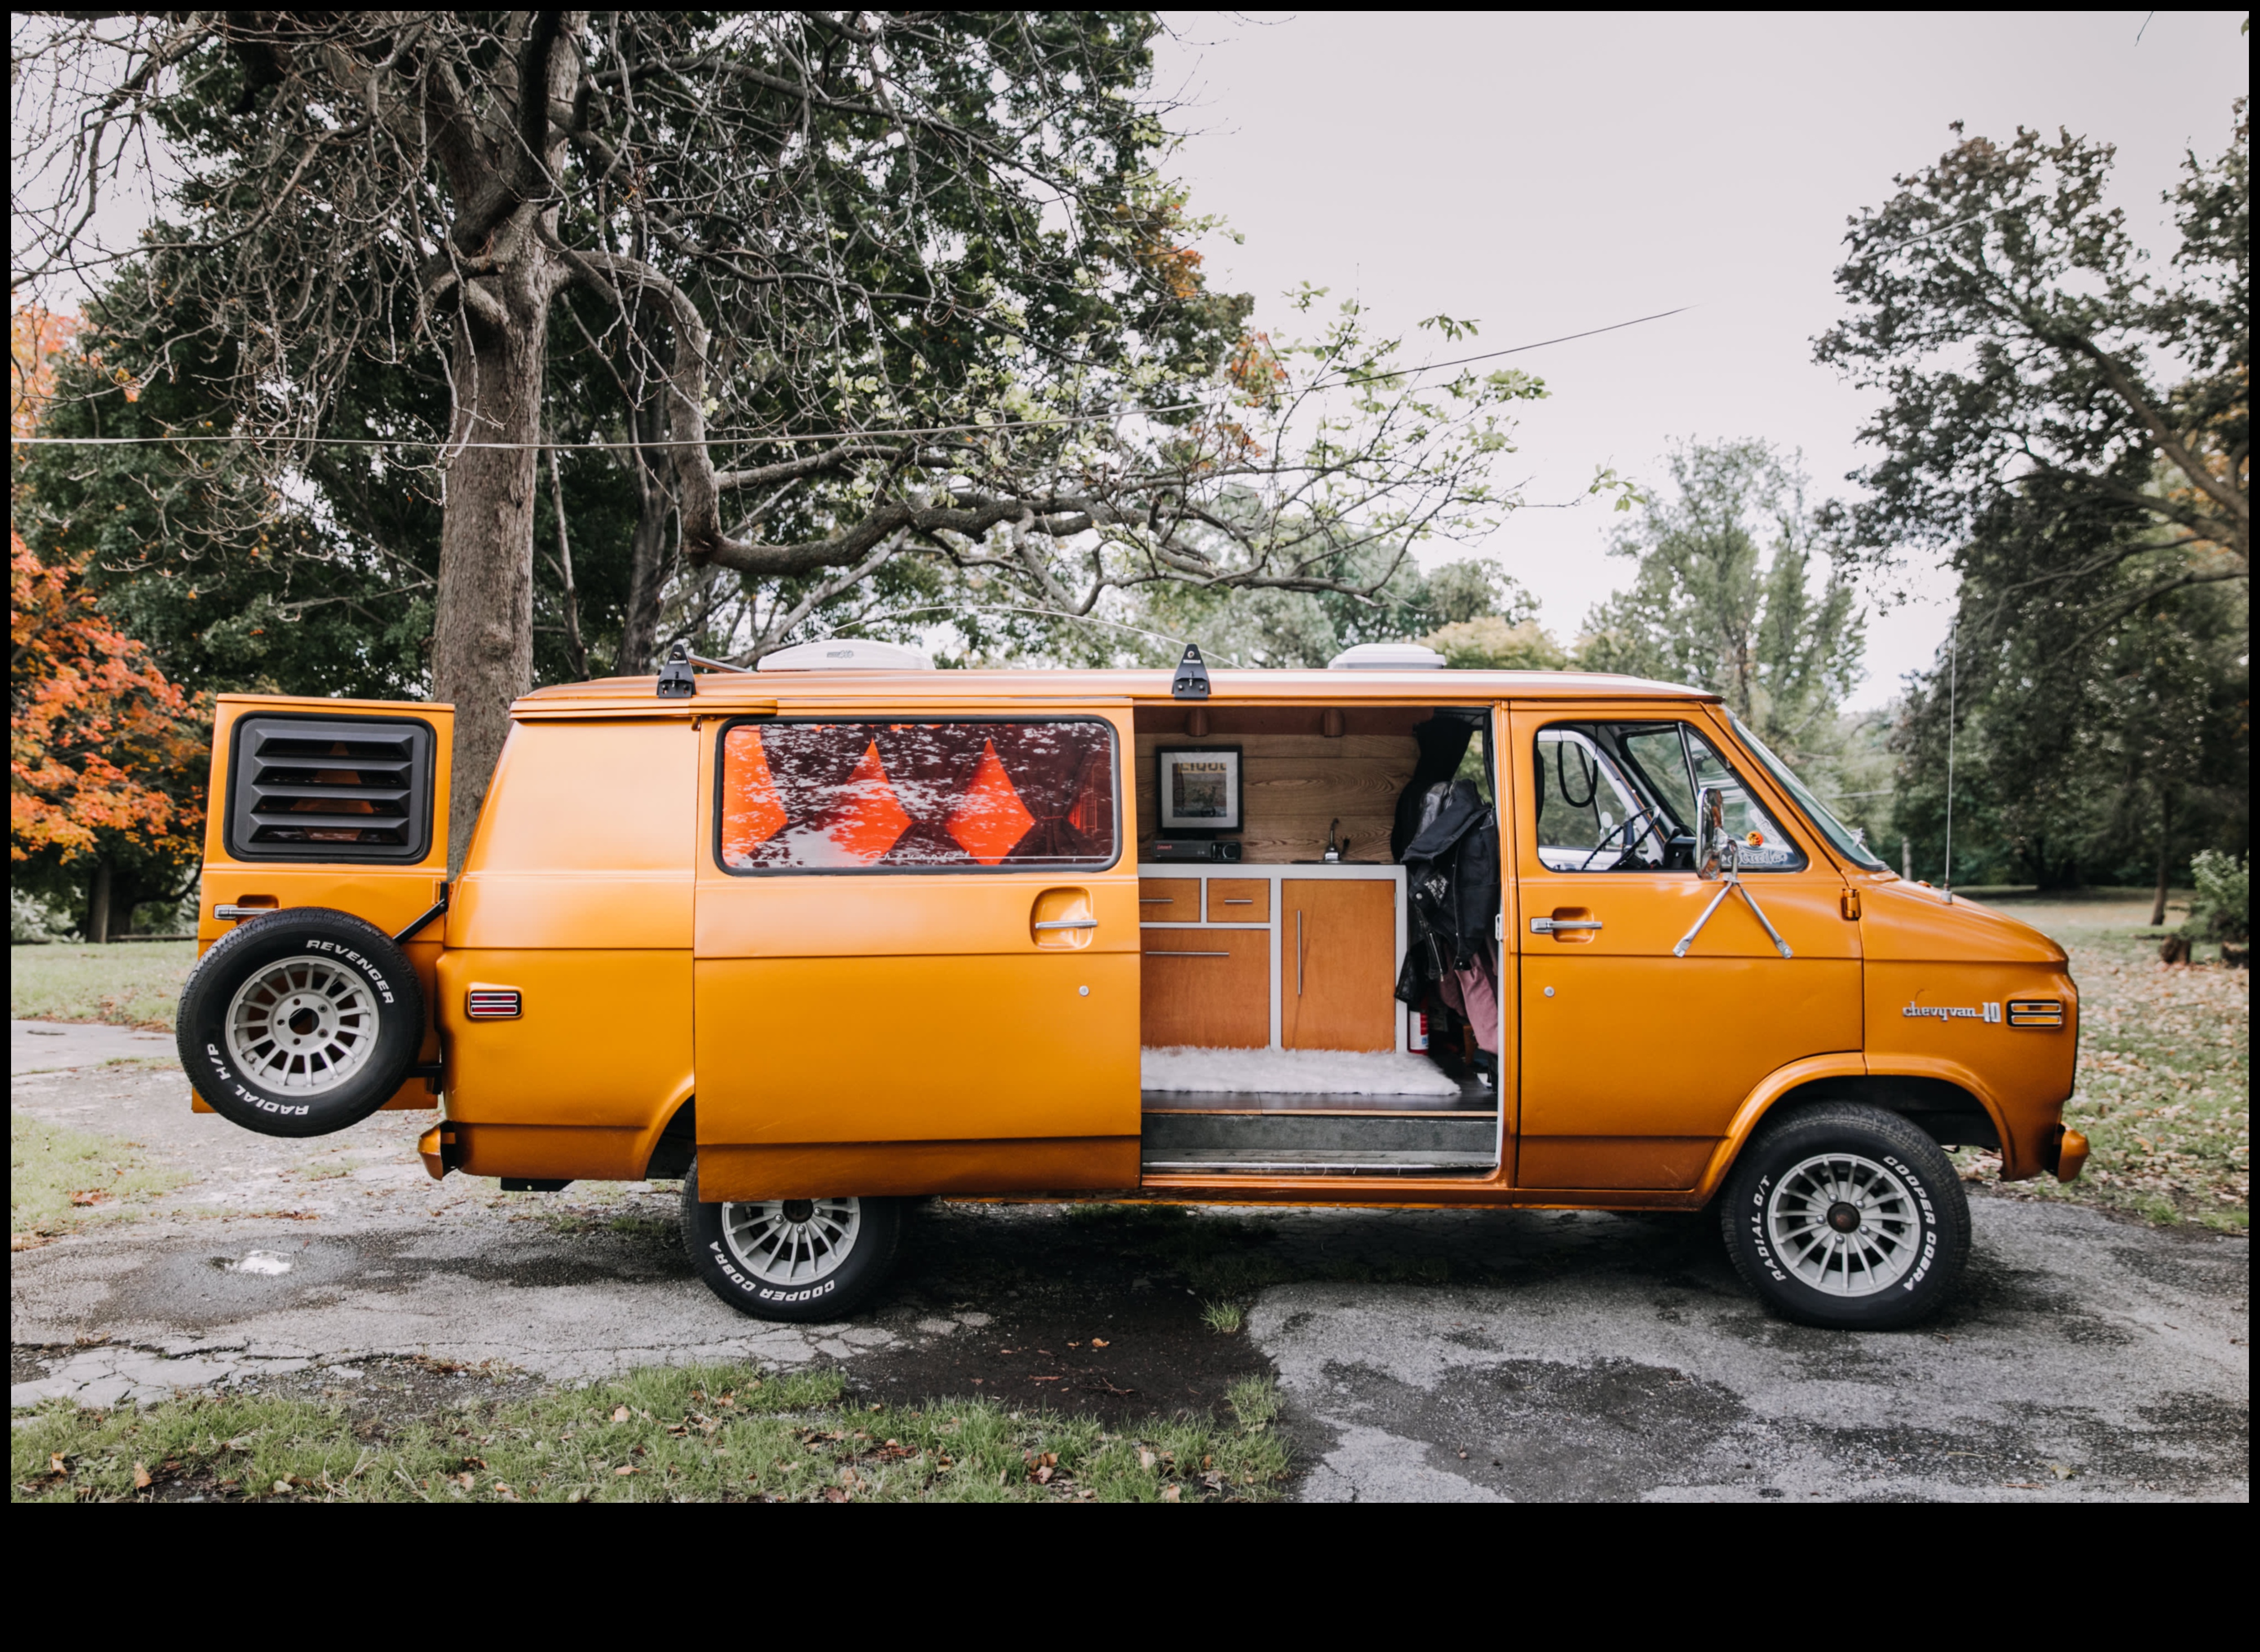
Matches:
[[1206, 878, 1270, 922], [1141, 929, 1269, 1049], [1138, 878, 1200, 922]]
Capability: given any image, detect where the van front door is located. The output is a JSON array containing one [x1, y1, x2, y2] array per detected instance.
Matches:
[[692, 710, 1140, 1200], [1509, 707, 1859, 1191]]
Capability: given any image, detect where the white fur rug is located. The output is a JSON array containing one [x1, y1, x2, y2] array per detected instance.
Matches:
[[1140, 1045, 1460, 1096]]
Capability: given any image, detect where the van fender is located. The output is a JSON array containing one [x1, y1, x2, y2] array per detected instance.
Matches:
[[1859, 1055, 2025, 1178], [1692, 1053, 1867, 1203], [632, 1076, 700, 1180], [1693, 1053, 2022, 1201]]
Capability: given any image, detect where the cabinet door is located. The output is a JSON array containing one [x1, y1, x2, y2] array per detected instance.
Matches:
[[1280, 879, 1396, 1051], [1141, 929, 1269, 1048]]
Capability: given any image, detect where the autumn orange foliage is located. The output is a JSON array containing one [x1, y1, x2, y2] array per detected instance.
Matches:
[[12, 304, 208, 870]]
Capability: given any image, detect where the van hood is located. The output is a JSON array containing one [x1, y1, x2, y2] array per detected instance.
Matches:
[[1859, 879, 2068, 965]]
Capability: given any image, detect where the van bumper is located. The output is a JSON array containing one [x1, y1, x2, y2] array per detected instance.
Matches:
[[418, 1123, 461, 1181], [2037, 1124, 2090, 1183]]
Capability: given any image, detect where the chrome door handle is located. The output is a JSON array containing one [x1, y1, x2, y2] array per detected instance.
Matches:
[[1530, 917, 1603, 934], [215, 904, 275, 921], [1033, 918, 1099, 932]]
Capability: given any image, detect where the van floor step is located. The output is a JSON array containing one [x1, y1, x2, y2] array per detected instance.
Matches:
[[1142, 1112, 1496, 1155], [1140, 1148, 1497, 1176]]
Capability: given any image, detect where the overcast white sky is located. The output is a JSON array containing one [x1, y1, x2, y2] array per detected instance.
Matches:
[[1149, 10, 2250, 706]]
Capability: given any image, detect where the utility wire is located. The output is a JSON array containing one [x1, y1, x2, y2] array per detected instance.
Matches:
[[9, 304, 1691, 453]]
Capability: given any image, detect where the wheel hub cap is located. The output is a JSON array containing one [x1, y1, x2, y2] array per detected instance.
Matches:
[[224, 957, 380, 1094], [719, 1197, 861, 1287], [1765, 1152, 1922, 1297]]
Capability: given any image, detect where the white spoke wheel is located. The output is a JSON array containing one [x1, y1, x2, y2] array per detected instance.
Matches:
[[1722, 1099, 1970, 1331], [721, 1197, 863, 1286], [1764, 1152, 1921, 1297], [176, 907, 423, 1139], [225, 957, 381, 1093], [682, 1164, 902, 1322]]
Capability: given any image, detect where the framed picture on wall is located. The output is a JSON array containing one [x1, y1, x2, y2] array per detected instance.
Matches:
[[1155, 745, 1243, 836]]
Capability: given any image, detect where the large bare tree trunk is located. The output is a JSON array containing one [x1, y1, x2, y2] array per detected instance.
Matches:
[[430, 277, 553, 870]]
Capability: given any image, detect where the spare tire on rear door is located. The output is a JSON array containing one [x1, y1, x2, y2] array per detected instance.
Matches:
[[176, 907, 424, 1138]]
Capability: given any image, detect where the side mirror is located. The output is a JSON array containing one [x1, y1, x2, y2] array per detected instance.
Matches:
[[1694, 786, 1733, 881]]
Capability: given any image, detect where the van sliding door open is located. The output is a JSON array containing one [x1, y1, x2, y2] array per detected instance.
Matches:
[[691, 708, 1141, 1201]]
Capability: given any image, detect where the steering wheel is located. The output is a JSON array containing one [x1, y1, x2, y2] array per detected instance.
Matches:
[[1578, 802, 1664, 871]]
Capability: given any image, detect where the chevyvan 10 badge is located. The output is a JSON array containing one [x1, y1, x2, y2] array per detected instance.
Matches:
[[1902, 1001, 2003, 1024]]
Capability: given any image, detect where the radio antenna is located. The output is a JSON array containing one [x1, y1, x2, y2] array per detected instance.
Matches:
[[1943, 619, 1957, 904]]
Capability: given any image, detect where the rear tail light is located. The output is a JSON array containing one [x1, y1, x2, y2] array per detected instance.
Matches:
[[466, 987, 522, 1020], [2007, 999, 2064, 1027]]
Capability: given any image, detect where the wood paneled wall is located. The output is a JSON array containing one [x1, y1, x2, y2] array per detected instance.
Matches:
[[1133, 730, 1420, 864]]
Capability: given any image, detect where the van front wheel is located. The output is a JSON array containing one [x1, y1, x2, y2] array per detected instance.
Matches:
[[681, 1160, 901, 1322], [1721, 1101, 1969, 1331]]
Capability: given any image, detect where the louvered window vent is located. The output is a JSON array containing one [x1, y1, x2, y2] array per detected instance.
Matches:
[[226, 715, 434, 862]]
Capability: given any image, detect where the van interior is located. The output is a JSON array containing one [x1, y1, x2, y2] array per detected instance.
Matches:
[[1131, 702, 1501, 1179]]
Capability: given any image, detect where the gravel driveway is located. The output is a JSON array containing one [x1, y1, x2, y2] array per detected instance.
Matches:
[[12, 1048, 2247, 1501]]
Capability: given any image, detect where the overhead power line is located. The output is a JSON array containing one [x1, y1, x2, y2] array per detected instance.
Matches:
[[10, 304, 1691, 452]]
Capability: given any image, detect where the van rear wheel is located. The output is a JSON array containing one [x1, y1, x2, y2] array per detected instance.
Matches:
[[681, 1159, 901, 1322], [1721, 1101, 1969, 1330], [176, 908, 424, 1138]]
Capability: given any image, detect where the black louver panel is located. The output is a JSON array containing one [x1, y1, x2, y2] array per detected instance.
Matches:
[[227, 716, 433, 862]]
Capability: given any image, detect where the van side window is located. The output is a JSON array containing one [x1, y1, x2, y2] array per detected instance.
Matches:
[[718, 719, 1118, 871], [1533, 722, 1804, 873]]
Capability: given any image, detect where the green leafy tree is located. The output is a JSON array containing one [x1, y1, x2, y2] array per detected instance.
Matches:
[[1823, 96, 2250, 891], [17, 15, 1539, 866], [1576, 439, 1865, 771]]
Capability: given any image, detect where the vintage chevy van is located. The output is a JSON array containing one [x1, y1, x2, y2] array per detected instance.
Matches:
[[176, 643, 2086, 1331]]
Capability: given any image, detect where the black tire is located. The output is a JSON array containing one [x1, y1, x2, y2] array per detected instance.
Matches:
[[681, 1159, 901, 1322], [1720, 1100, 1969, 1331], [176, 908, 424, 1139]]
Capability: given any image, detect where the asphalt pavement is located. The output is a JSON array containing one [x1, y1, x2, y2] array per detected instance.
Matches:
[[11, 1043, 2247, 1501]]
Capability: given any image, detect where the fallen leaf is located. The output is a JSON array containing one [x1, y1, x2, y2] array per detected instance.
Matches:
[[1160, 1483, 1181, 1502], [1138, 1448, 1157, 1470], [1090, 1338, 1110, 1348], [49, 1454, 67, 1476], [614, 1465, 638, 1476], [612, 1405, 631, 1423], [69, 1190, 108, 1207], [133, 1462, 153, 1490], [1034, 1465, 1054, 1484], [2048, 1463, 2076, 1480], [273, 1479, 293, 1493]]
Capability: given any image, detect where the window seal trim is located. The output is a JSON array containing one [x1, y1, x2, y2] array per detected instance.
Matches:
[[708, 713, 1126, 877]]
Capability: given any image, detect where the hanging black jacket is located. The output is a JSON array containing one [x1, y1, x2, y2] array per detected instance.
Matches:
[[1396, 779, 1500, 1003]]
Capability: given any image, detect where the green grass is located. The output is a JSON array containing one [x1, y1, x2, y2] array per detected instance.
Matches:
[[10, 941, 196, 1030], [1955, 898, 2248, 1229], [10, 1114, 193, 1249], [13, 1364, 1292, 1503]]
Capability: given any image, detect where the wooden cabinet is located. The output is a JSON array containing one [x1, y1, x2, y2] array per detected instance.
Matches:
[[1279, 878, 1397, 1051], [1205, 878, 1270, 922], [1139, 929, 1269, 1048], [1137, 878, 1200, 922], [1138, 865, 1404, 1054]]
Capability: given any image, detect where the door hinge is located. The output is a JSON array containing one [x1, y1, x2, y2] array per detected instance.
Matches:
[[1840, 890, 1862, 922], [1495, 911, 1504, 942]]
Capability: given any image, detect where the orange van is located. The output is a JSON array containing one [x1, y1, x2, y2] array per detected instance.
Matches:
[[176, 641, 2085, 1331]]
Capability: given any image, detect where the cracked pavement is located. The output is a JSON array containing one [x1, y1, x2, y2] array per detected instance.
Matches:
[[12, 1046, 2248, 1500]]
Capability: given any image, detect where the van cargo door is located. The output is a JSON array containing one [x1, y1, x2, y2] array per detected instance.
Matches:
[[195, 693, 454, 1111], [691, 709, 1140, 1200]]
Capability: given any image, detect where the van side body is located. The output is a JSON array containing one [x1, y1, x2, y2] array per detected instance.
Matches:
[[192, 667, 2080, 1214]]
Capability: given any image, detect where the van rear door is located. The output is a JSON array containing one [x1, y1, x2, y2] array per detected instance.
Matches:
[[691, 708, 1139, 1200], [197, 694, 453, 1110]]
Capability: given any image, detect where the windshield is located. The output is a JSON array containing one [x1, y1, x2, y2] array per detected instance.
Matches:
[[1730, 716, 1890, 873]]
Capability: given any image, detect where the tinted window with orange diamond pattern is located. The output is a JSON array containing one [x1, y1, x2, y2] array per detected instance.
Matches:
[[717, 719, 1118, 871]]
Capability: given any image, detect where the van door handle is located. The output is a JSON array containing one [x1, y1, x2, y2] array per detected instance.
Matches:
[[1033, 918, 1099, 932], [216, 904, 276, 922], [1530, 917, 1602, 934]]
